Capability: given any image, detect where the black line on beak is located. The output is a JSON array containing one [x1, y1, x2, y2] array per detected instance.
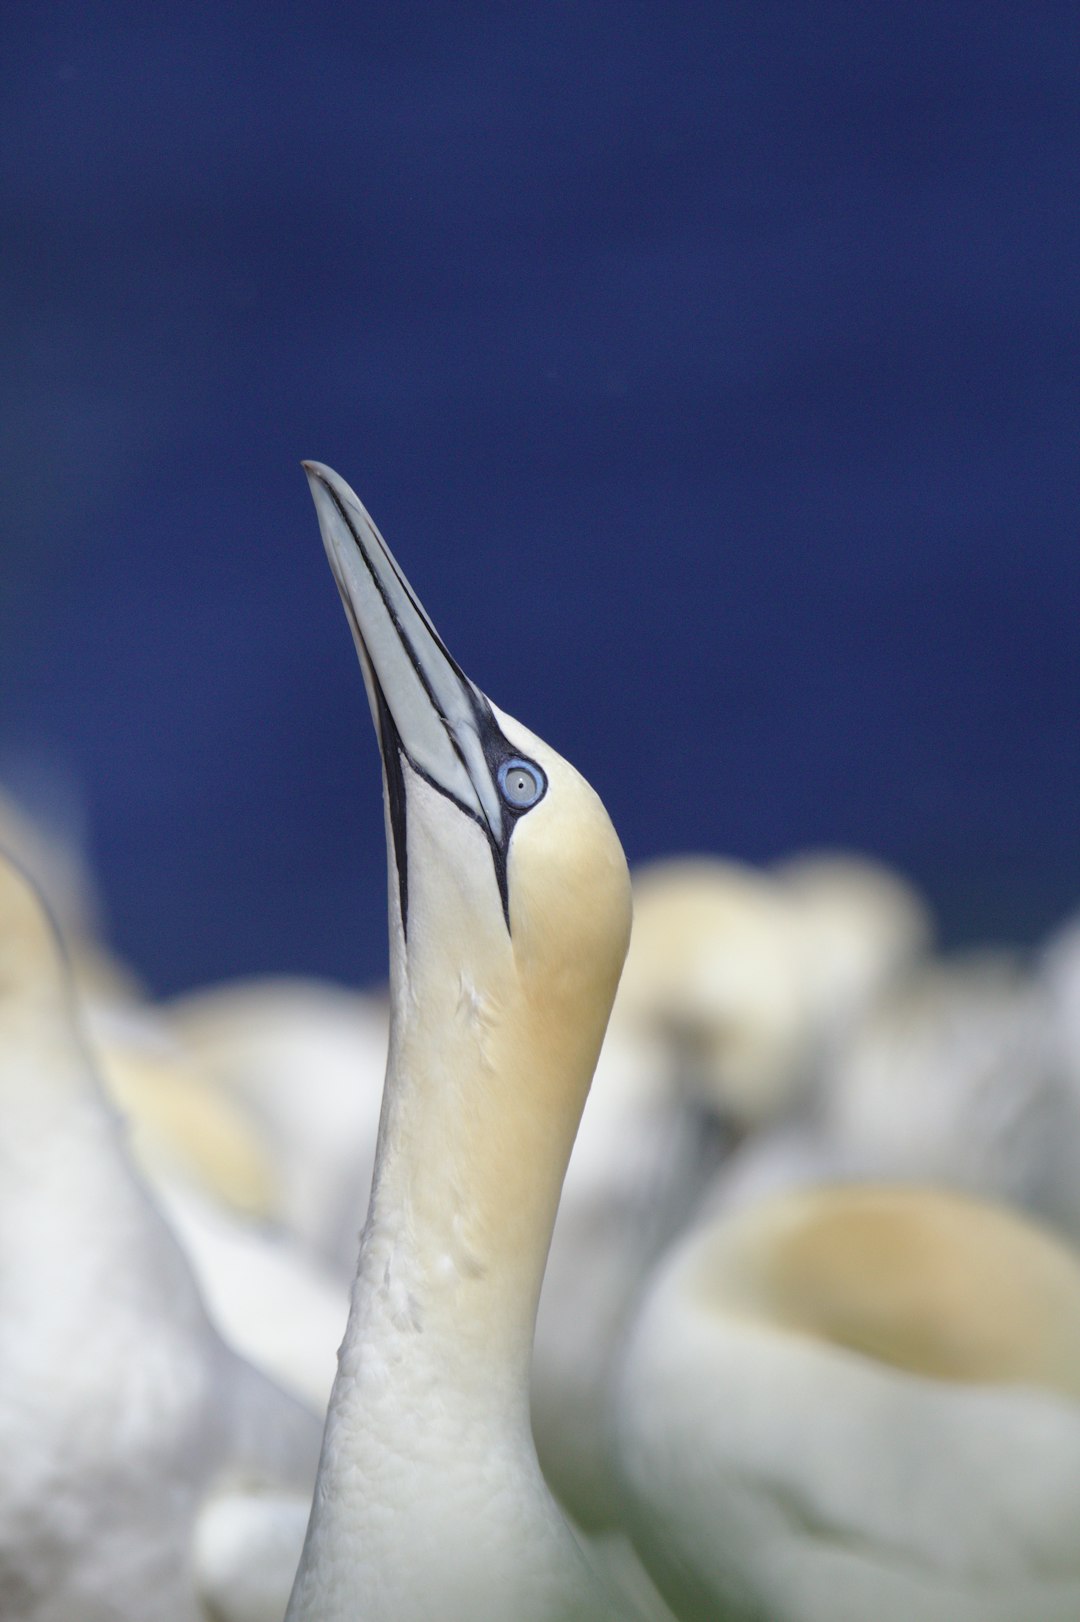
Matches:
[[371, 674, 410, 939], [316, 471, 492, 797]]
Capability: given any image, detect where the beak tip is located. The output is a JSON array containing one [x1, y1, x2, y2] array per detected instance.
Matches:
[[303, 460, 344, 498]]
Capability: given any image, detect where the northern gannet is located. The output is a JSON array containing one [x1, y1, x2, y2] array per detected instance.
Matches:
[[613, 857, 815, 1130], [285, 463, 639, 1622], [0, 849, 322, 1622], [152, 1174, 349, 1412], [615, 1183, 1080, 1622]]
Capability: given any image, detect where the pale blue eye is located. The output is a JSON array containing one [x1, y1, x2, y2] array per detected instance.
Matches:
[[498, 758, 544, 809]]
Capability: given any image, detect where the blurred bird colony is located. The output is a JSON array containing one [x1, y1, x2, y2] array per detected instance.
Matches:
[[5, 561, 1080, 1618]]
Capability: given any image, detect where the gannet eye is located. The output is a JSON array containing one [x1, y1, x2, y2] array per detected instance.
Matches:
[[498, 758, 545, 810]]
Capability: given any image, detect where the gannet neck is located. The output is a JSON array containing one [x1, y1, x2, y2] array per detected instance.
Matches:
[[355, 726, 628, 1391], [289, 465, 634, 1622], [297, 742, 631, 1618]]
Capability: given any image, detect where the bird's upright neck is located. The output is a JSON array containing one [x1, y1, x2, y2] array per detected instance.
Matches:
[[340, 958, 596, 1434]]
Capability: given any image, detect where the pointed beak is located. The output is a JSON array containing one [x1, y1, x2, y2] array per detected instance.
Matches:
[[304, 461, 516, 931], [303, 462, 505, 840]]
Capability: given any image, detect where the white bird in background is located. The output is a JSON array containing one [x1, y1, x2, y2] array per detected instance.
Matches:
[[533, 855, 815, 1534], [1037, 916, 1080, 1235], [823, 951, 1067, 1208], [150, 1174, 349, 1413], [609, 851, 931, 1140], [169, 977, 387, 1274], [615, 1184, 1080, 1622], [611, 857, 817, 1128], [0, 848, 322, 1622], [285, 463, 645, 1622], [56, 968, 350, 1413], [533, 849, 932, 1532], [714, 950, 1075, 1227], [86, 995, 279, 1219], [770, 849, 934, 1060], [0, 784, 352, 1411]]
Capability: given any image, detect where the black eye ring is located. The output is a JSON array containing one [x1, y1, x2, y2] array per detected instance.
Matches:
[[498, 757, 546, 810]]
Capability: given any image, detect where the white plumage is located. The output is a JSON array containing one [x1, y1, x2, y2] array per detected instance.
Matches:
[[0, 849, 321, 1622], [285, 463, 641, 1621], [616, 1184, 1080, 1622]]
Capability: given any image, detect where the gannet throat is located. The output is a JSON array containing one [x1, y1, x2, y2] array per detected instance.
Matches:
[[304, 461, 547, 931]]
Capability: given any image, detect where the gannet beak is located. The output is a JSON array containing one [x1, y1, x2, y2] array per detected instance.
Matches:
[[303, 461, 531, 932]]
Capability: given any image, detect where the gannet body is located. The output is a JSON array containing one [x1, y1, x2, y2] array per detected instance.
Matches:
[[0, 850, 321, 1622], [285, 464, 638, 1622], [615, 1185, 1080, 1622]]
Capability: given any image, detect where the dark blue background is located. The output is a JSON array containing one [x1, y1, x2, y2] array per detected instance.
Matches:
[[4, 2, 1079, 992]]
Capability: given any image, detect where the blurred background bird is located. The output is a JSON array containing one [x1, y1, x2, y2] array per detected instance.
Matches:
[[0, 848, 322, 1622]]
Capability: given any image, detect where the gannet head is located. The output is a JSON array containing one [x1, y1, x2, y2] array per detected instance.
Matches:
[[303, 462, 632, 1127]]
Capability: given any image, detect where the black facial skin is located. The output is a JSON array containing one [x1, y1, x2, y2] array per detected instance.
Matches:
[[370, 663, 546, 937]]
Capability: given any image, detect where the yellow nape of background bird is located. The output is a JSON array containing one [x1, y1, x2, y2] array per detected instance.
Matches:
[[0, 778, 282, 1222], [615, 1184, 1080, 1622], [608, 850, 931, 1133], [88, 999, 279, 1218]]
